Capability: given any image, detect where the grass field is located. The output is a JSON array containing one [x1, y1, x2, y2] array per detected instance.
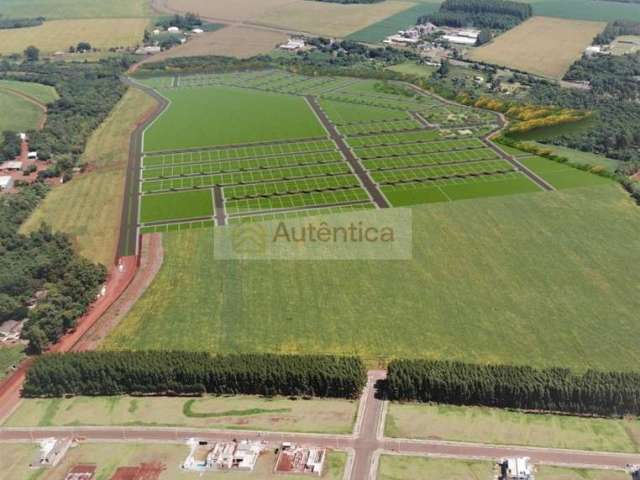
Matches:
[[0, 346, 24, 381], [531, 144, 620, 173], [20, 88, 158, 266], [140, 190, 213, 223], [105, 184, 640, 370], [0, 0, 150, 19], [469, 17, 606, 79], [377, 456, 629, 480], [146, 25, 287, 60], [0, 442, 347, 480], [5, 395, 357, 434], [347, 2, 440, 43], [385, 403, 640, 452], [0, 18, 149, 55], [143, 86, 325, 151], [0, 80, 58, 105], [525, 0, 640, 23], [0, 90, 43, 133], [521, 156, 613, 189]]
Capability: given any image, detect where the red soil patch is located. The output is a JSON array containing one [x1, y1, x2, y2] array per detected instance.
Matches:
[[111, 462, 165, 480], [65, 464, 96, 479]]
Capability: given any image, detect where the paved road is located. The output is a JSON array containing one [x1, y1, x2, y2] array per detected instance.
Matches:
[[305, 95, 390, 209], [212, 186, 227, 226], [3, 371, 639, 478], [117, 77, 170, 258]]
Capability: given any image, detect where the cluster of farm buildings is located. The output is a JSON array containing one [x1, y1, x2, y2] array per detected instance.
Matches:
[[0, 132, 45, 193]]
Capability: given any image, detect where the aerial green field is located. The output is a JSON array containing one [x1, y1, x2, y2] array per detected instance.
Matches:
[[0, 443, 347, 480], [0, 0, 150, 19], [347, 2, 441, 43], [377, 456, 629, 480], [0, 346, 24, 381], [521, 156, 613, 189], [5, 395, 357, 434], [385, 403, 640, 452], [0, 80, 58, 105], [143, 86, 326, 152], [525, 0, 640, 22], [319, 99, 409, 124], [0, 90, 43, 133], [531, 143, 620, 173], [106, 184, 640, 370], [140, 190, 213, 223]]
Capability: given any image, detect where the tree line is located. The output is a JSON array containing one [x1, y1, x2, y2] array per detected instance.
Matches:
[[594, 20, 640, 44], [0, 184, 107, 354], [0, 16, 45, 29], [419, 0, 532, 30], [385, 359, 640, 416], [23, 351, 367, 398]]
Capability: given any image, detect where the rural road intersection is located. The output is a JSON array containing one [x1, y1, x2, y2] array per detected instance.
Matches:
[[2, 371, 639, 479]]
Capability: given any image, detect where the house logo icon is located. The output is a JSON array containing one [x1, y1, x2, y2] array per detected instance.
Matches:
[[231, 223, 268, 255]]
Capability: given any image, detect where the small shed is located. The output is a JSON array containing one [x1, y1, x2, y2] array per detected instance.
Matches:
[[27, 151, 38, 160], [167, 26, 180, 33], [192, 28, 204, 34]]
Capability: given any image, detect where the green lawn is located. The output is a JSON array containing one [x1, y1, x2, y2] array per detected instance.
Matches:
[[0, 0, 150, 19], [521, 156, 613, 189], [0, 80, 58, 105], [378, 455, 495, 480], [140, 190, 213, 224], [532, 143, 620, 173], [0, 346, 24, 381], [105, 184, 640, 370], [143, 86, 326, 152], [319, 99, 407, 124], [385, 403, 640, 452], [0, 90, 43, 133], [5, 395, 357, 434], [536, 466, 630, 480]]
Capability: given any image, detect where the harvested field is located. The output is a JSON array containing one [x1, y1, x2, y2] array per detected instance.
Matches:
[[469, 17, 606, 79], [255, 0, 415, 37], [0, 0, 150, 19], [5, 395, 358, 434], [147, 26, 287, 60], [0, 18, 148, 55], [525, 0, 640, 23], [166, 0, 414, 37]]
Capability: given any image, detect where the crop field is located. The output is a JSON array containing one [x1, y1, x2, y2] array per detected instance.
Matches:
[[377, 456, 629, 480], [0, 0, 150, 19], [0, 442, 347, 480], [107, 182, 640, 370], [0, 18, 149, 55], [0, 80, 58, 105], [166, 0, 415, 37], [385, 403, 640, 452], [135, 70, 551, 229], [0, 90, 42, 133], [523, 0, 640, 23], [5, 395, 357, 434], [470, 17, 606, 79], [521, 156, 613, 189]]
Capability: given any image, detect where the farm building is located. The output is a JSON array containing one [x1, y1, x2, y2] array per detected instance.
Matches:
[[167, 26, 180, 33], [275, 443, 326, 476], [384, 35, 420, 46], [280, 38, 305, 51], [182, 439, 263, 472], [192, 28, 204, 34], [630, 465, 640, 480], [1, 160, 22, 171], [0, 176, 14, 191], [30, 438, 73, 468], [500, 457, 534, 480], [27, 151, 38, 160]]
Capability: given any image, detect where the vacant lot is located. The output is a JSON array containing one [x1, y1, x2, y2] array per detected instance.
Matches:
[[143, 86, 325, 151], [385, 403, 640, 452], [5, 395, 357, 434], [105, 185, 640, 370], [0, 90, 42, 133], [521, 156, 613, 189], [470, 17, 606, 79], [0, 0, 150, 18], [0, 442, 346, 480], [0, 18, 148, 55], [21, 89, 157, 267], [166, 0, 414, 37], [147, 26, 287, 60], [0, 346, 24, 381], [377, 456, 629, 480]]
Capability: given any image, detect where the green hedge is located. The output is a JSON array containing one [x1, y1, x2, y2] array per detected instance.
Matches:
[[23, 351, 367, 399], [387, 359, 640, 416]]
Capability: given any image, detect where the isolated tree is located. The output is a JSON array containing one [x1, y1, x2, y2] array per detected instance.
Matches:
[[437, 59, 450, 77], [76, 42, 92, 53], [24, 45, 39, 62]]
